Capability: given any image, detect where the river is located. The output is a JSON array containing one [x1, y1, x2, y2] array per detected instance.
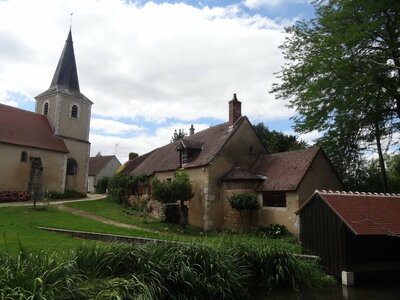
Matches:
[[253, 274, 400, 299]]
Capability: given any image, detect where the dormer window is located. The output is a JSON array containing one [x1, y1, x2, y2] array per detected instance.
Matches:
[[71, 105, 78, 119], [176, 139, 203, 167], [43, 102, 49, 116]]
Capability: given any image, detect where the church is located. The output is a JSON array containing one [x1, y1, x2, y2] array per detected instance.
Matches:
[[0, 30, 92, 196]]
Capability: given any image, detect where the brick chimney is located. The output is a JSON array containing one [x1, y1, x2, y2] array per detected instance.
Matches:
[[229, 93, 241, 125], [189, 124, 195, 136]]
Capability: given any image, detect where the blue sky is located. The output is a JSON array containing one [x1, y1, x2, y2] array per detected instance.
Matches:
[[0, 0, 319, 163]]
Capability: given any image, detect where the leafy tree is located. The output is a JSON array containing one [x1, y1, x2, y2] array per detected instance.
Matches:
[[171, 129, 187, 142], [228, 192, 260, 231], [271, 0, 400, 192], [151, 172, 193, 226], [253, 122, 307, 153]]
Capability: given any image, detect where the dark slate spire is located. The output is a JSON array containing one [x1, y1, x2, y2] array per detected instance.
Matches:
[[49, 29, 80, 92], [36, 29, 92, 103]]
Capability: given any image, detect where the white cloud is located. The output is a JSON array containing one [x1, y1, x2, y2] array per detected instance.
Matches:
[[243, 0, 284, 9], [284, 129, 322, 145], [90, 118, 144, 135], [0, 0, 292, 123]]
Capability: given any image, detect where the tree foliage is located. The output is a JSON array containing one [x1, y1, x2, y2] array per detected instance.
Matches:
[[271, 0, 400, 192], [171, 129, 187, 142], [253, 122, 307, 153]]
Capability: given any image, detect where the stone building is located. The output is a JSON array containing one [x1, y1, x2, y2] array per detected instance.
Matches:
[[0, 30, 92, 195], [87, 155, 121, 193], [120, 94, 343, 235]]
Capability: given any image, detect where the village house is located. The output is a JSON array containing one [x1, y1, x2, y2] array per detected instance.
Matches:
[[0, 30, 92, 195], [120, 94, 343, 235], [297, 190, 400, 285], [87, 155, 121, 193]]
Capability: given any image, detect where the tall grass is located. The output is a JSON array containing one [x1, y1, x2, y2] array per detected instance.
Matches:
[[0, 242, 333, 299]]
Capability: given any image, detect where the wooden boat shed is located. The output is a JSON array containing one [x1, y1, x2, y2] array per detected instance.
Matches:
[[296, 190, 400, 285]]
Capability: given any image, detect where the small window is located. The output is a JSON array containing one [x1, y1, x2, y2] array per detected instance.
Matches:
[[21, 151, 28, 162], [166, 178, 172, 183], [66, 158, 78, 175], [71, 105, 78, 119], [262, 192, 286, 207], [43, 102, 49, 116]]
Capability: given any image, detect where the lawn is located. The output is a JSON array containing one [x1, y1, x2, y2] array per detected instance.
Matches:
[[65, 197, 301, 252], [0, 205, 165, 255]]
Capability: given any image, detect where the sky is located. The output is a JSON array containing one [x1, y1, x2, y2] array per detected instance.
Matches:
[[0, 0, 318, 163]]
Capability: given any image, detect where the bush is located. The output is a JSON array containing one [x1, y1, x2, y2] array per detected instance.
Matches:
[[95, 176, 109, 194], [0, 191, 31, 202], [108, 174, 149, 204], [228, 192, 260, 211], [45, 189, 86, 200], [258, 224, 291, 239]]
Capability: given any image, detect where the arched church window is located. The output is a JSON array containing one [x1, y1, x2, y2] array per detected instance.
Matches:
[[66, 158, 78, 175], [43, 102, 49, 116], [21, 151, 28, 162], [71, 105, 78, 119]]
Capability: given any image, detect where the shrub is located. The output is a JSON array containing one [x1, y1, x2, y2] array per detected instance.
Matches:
[[95, 176, 109, 194], [228, 192, 260, 230], [0, 191, 31, 202], [258, 224, 292, 239], [228, 192, 260, 211], [108, 174, 149, 204]]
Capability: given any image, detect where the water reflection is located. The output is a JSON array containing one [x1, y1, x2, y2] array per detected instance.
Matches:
[[254, 275, 400, 300]]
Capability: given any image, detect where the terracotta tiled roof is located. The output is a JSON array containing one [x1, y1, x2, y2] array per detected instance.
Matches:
[[221, 166, 263, 181], [124, 118, 244, 176], [89, 155, 118, 176], [0, 104, 68, 153], [311, 191, 400, 235], [252, 147, 320, 191]]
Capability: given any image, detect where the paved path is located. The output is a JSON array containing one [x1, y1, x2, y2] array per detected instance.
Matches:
[[0, 193, 105, 207], [56, 204, 162, 234]]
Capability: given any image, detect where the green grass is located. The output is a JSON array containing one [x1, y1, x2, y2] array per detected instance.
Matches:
[[0, 242, 334, 299], [0, 205, 168, 255], [65, 197, 300, 252]]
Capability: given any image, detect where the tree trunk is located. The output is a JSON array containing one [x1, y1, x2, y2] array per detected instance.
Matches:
[[375, 123, 388, 192]]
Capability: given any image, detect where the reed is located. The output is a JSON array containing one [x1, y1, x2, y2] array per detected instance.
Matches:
[[0, 241, 333, 299]]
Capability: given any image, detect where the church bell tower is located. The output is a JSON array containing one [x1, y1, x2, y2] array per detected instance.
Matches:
[[35, 29, 92, 193]]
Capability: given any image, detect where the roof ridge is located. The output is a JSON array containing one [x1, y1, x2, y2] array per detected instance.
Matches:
[[317, 190, 400, 197]]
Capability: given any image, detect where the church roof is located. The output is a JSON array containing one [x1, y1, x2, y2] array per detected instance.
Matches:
[[0, 104, 68, 153], [36, 30, 92, 104]]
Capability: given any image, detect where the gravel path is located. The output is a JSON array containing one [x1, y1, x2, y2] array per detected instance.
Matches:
[[0, 193, 105, 207]]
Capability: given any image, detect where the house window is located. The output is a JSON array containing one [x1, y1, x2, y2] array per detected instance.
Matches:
[[71, 105, 78, 119], [21, 151, 28, 162], [262, 192, 286, 207], [66, 158, 78, 175], [166, 177, 172, 183], [43, 102, 49, 116], [180, 150, 188, 166]]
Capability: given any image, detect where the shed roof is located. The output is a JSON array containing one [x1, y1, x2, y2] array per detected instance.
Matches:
[[89, 155, 119, 176], [0, 103, 68, 153], [252, 147, 320, 191], [299, 191, 400, 236], [122, 117, 245, 176]]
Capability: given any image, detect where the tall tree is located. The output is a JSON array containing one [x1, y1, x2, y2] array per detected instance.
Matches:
[[171, 129, 187, 142], [253, 122, 307, 153], [271, 0, 400, 192]]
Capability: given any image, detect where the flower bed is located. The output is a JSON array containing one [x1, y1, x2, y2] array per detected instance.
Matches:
[[0, 191, 31, 203]]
